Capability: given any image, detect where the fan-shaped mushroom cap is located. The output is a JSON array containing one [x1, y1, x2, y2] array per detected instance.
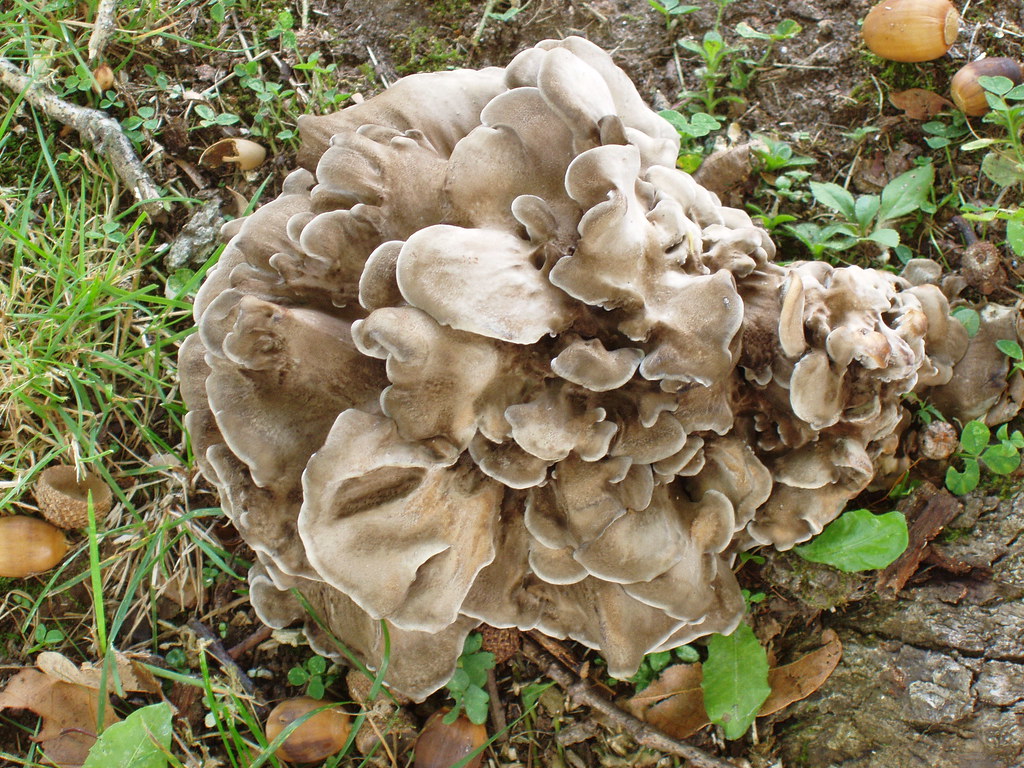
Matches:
[[928, 303, 1022, 423], [179, 38, 1024, 700]]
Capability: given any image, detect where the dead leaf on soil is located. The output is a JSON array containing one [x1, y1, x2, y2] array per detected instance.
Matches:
[[692, 143, 752, 198], [624, 663, 708, 740], [36, 650, 161, 695], [759, 629, 843, 716], [626, 630, 843, 739], [889, 89, 954, 120], [0, 667, 119, 767]]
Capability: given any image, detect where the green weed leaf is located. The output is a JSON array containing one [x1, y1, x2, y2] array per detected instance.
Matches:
[[83, 703, 173, 768], [701, 623, 770, 740], [794, 508, 909, 572], [981, 443, 1021, 474], [1007, 219, 1024, 258], [981, 152, 1024, 188], [946, 458, 981, 495], [979, 75, 1015, 97], [951, 307, 981, 337], [996, 339, 1024, 360], [809, 181, 856, 220], [866, 228, 900, 248], [960, 420, 991, 455], [878, 164, 934, 222], [854, 195, 880, 229]]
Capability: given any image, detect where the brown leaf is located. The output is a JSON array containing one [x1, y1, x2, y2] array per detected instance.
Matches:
[[889, 88, 954, 120], [625, 663, 710, 739], [0, 668, 119, 767], [36, 651, 161, 695], [759, 630, 843, 716], [692, 143, 752, 198]]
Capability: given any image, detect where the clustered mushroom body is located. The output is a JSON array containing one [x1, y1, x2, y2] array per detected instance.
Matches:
[[180, 38, 1023, 700]]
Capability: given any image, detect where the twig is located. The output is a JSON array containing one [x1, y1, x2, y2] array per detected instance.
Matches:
[[0, 57, 164, 218], [88, 0, 119, 63], [473, 0, 498, 44], [188, 619, 258, 697], [365, 47, 390, 89], [485, 668, 507, 738], [227, 623, 273, 660], [520, 637, 738, 768]]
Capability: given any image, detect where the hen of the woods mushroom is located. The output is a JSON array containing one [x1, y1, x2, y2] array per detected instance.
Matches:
[[180, 38, 1024, 700]]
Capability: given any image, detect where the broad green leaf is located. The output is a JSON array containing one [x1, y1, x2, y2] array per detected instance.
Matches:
[[461, 650, 495, 687], [464, 684, 491, 724], [773, 19, 802, 38], [981, 152, 1024, 188], [960, 420, 991, 455], [979, 75, 1015, 97], [83, 703, 173, 768], [288, 666, 309, 685], [1007, 219, 1024, 258], [463, 632, 483, 655], [308, 656, 327, 674], [866, 228, 900, 248], [701, 623, 770, 740], [961, 138, 1000, 151], [946, 458, 981, 495], [674, 644, 701, 663], [981, 444, 1021, 474], [878, 164, 934, 222], [996, 338, 1024, 360], [794, 508, 909, 572], [648, 650, 673, 672], [307, 676, 325, 700], [951, 306, 981, 337], [449, 668, 471, 691], [854, 195, 880, 228], [689, 112, 722, 135], [810, 181, 856, 220], [734, 22, 771, 40]]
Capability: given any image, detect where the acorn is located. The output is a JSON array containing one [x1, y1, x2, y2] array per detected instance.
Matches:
[[34, 465, 112, 529], [0, 516, 69, 578], [265, 697, 351, 763], [951, 58, 1024, 116], [862, 0, 959, 62], [414, 709, 488, 768]]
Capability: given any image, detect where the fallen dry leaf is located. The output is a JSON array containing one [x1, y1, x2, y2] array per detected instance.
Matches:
[[693, 143, 752, 198], [625, 663, 709, 740], [627, 630, 843, 739], [0, 667, 119, 767], [36, 650, 161, 695], [759, 630, 843, 716], [889, 88, 954, 120]]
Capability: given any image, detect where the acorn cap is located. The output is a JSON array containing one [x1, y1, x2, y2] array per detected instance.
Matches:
[[34, 465, 113, 529]]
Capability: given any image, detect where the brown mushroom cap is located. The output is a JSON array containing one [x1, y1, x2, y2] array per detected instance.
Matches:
[[34, 465, 112, 529]]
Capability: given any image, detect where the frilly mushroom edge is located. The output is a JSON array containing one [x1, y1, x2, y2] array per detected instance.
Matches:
[[179, 37, 1024, 700]]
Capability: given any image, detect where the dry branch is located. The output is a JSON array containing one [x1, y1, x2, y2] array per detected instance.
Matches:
[[0, 56, 164, 218], [88, 0, 119, 63], [521, 636, 739, 768]]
